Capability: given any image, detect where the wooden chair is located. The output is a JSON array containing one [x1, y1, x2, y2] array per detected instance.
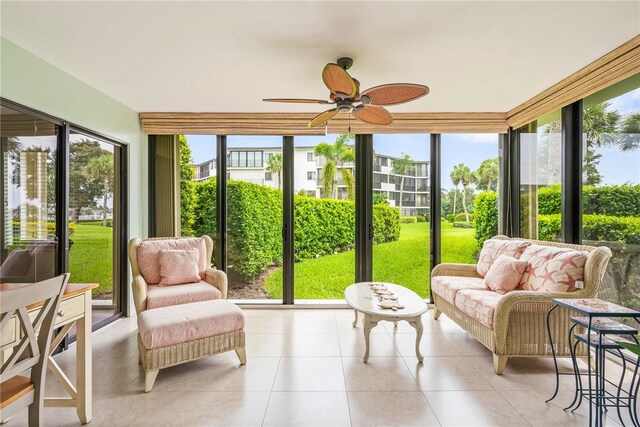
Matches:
[[0, 273, 69, 426]]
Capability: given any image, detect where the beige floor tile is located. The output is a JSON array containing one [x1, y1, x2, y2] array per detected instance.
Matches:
[[263, 391, 351, 427], [390, 332, 459, 358], [272, 357, 345, 391], [441, 333, 492, 357], [338, 332, 400, 357], [174, 391, 271, 426], [423, 312, 467, 334], [383, 317, 425, 334], [424, 390, 529, 426], [405, 356, 494, 391], [244, 333, 286, 357], [282, 333, 341, 357], [335, 311, 388, 334], [286, 312, 338, 334], [348, 391, 441, 426], [342, 356, 420, 391]]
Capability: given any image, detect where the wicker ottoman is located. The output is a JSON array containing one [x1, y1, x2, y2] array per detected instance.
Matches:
[[136, 299, 246, 392]]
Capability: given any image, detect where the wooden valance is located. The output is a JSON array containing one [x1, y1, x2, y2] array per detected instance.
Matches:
[[139, 112, 509, 135], [507, 35, 640, 129]]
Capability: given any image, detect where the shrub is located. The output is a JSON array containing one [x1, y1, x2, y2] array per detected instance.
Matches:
[[194, 179, 401, 280], [538, 185, 640, 217], [416, 215, 427, 223], [400, 216, 417, 224], [453, 222, 474, 229], [445, 214, 456, 223], [454, 212, 473, 222], [538, 214, 640, 244], [474, 192, 498, 248]]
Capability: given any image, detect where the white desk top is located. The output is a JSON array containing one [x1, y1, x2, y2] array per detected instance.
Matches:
[[344, 282, 428, 318]]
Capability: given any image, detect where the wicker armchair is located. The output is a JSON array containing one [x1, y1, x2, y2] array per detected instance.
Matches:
[[432, 236, 612, 374], [127, 235, 228, 315]]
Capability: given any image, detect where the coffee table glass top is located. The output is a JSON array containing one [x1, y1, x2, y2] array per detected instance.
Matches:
[[344, 282, 428, 318]]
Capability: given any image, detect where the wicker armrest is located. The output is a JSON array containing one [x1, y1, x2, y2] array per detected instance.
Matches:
[[431, 263, 482, 278], [206, 267, 228, 299], [132, 275, 148, 314]]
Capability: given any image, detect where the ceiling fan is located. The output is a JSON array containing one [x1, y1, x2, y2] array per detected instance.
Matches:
[[263, 57, 429, 128]]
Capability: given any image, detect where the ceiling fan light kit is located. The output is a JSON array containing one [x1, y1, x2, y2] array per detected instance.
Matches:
[[263, 57, 429, 128]]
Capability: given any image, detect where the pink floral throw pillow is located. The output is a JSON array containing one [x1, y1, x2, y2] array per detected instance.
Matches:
[[158, 249, 200, 286], [518, 245, 588, 292], [484, 255, 529, 295], [476, 239, 530, 277]]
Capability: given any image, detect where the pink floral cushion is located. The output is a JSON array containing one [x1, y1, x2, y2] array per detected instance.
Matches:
[[146, 281, 221, 310], [137, 238, 207, 284], [484, 255, 529, 295], [476, 239, 530, 277], [138, 300, 245, 349], [158, 249, 200, 286], [454, 289, 503, 329], [431, 276, 486, 304], [518, 245, 588, 292]]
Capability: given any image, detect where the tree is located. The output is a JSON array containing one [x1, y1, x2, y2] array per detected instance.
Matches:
[[619, 112, 640, 152], [474, 158, 499, 191], [313, 134, 355, 200], [583, 102, 620, 185], [267, 153, 283, 189], [450, 165, 463, 217], [451, 164, 474, 222], [69, 140, 111, 221], [84, 154, 113, 227], [179, 135, 196, 235], [373, 192, 389, 205], [392, 153, 414, 212]]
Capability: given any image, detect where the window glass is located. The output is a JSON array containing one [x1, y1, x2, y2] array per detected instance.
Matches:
[[582, 74, 640, 310], [519, 110, 562, 241]]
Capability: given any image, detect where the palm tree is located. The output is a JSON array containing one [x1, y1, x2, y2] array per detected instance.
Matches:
[[314, 134, 355, 199], [85, 154, 113, 227], [619, 112, 640, 152], [474, 158, 499, 191], [450, 165, 463, 217], [392, 153, 414, 212], [451, 164, 474, 222], [583, 102, 620, 185], [267, 153, 283, 189]]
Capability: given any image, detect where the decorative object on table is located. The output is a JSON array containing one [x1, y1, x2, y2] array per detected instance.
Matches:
[[378, 299, 405, 310]]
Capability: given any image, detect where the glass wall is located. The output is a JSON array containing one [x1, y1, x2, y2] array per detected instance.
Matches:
[[441, 133, 500, 263], [582, 75, 640, 310], [292, 134, 355, 300], [227, 136, 283, 300], [519, 110, 562, 241], [1, 106, 59, 282], [68, 131, 120, 323], [372, 134, 430, 298]]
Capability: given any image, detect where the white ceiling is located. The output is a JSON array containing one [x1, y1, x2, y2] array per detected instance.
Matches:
[[1, 1, 639, 113]]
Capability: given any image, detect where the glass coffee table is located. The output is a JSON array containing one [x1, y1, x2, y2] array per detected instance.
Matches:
[[344, 282, 428, 363]]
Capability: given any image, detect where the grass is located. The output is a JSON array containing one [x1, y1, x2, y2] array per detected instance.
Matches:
[[264, 222, 477, 299], [68, 221, 113, 296]]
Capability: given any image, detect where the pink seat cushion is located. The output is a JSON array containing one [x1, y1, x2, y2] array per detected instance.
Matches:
[[138, 300, 245, 349], [454, 289, 503, 329], [146, 281, 221, 310], [137, 238, 207, 284], [476, 239, 530, 277], [484, 255, 529, 295], [518, 245, 588, 292], [431, 276, 487, 304]]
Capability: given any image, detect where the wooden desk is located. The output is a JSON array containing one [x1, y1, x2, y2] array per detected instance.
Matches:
[[1, 283, 97, 424]]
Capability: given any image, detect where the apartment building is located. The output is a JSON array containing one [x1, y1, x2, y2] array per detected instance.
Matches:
[[193, 146, 429, 217]]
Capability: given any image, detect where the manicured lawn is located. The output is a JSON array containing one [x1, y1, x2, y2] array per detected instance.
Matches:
[[68, 221, 113, 297], [264, 222, 477, 299]]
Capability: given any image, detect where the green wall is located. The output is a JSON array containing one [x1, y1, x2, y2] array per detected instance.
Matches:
[[1, 37, 147, 314]]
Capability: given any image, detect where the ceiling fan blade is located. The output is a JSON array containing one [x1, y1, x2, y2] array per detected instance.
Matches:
[[263, 98, 331, 104], [353, 105, 393, 125], [322, 64, 357, 98], [308, 108, 340, 128], [361, 84, 429, 106]]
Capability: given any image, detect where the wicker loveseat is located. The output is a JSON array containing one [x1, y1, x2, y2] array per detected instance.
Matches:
[[432, 235, 612, 375]]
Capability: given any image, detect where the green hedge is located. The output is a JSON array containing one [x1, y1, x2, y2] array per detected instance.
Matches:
[[400, 216, 418, 224], [193, 179, 400, 280], [539, 185, 640, 217], [474, 192, 498, 248], [538, 214, 640, 244]]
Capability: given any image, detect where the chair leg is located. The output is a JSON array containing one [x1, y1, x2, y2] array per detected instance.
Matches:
[[235, 347, 247, 365], [433, 307, 442, 320], [493, 354, 508, 375], [145, 370, 159, 392], [27, 399, 43, 427]]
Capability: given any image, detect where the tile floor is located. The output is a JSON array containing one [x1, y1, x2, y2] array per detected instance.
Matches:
[[8, 308, 637, 426]]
